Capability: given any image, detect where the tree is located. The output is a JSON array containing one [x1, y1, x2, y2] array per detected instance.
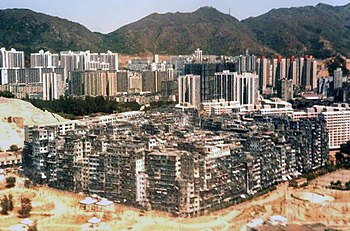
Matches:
[[9, 145, 19, 152], [0, 91, 15, 98], [5, 176, 16, 188], [8, 194, 14, 211], [18, 197, 32, 218], [24, 179, 31, 189], [345, 181, 350, 190], [0, 195, 10, 215], [28, 221, 38, 231], [336, 180, 342, 188]]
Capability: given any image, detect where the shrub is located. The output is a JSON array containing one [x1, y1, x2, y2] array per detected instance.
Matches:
[[18, 197, 32, 218], [0, 195, 10, 215], [5, 177, 16, 188], [345, 181, 350, 190], [28, 222, 38, 231], [24, 179, 31, 189], [8, 194, 14, 211], [9, 145, 19, 152]]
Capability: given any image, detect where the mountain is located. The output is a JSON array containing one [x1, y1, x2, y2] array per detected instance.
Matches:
[[242, 3, 350, 58], [1, 5, 350, 58], [103, 7, 271, 55], [0, 9, 104, 54]]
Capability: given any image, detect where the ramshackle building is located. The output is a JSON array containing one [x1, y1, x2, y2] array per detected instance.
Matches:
[[22, 111, 329, 217]]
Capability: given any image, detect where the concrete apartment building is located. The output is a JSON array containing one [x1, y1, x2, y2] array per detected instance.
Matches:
[[292, 104, 350, 149], [0, 84, 43, 99], [0, 48, 24, 69], [0, 66, 65, 100], [178, 74, 201, 109], [68, 70, 117, 96], [213, 71, 258, 110], [31, 50, 59, 68], [42, 72, 65, 100], [141, 70, 167, 93]]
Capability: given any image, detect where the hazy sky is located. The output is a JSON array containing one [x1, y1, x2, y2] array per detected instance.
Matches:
[[0, 0, 349, 33]]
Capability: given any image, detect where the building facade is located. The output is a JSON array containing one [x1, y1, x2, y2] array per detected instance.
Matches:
[[178, 74, 201, 108]]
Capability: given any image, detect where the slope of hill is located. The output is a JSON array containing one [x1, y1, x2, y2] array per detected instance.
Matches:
[[0, 9, 104, 54], [0, 97, 66, 126], [103, 6, 270, 55], [242, 3, 350, 58], [0, 97, 67, 150]]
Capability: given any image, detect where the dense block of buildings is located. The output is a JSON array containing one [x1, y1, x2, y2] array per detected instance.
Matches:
[[256, 54, 318, 95], [23, 109, 330, 217], [0, 48, 121, 99]]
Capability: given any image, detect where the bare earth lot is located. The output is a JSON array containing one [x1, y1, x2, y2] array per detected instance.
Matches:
[[312, 169, 350, 188], [0, 170, 349, 231]]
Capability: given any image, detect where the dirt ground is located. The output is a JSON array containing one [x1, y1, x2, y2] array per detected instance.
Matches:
[[0, 170, 349, 231], [311, 169, 350, 188]]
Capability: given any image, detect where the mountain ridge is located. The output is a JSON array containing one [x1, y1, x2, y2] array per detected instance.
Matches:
[[102, 6, 269, 55], [0, 8, 104, 54], [0, 4, 350, 58], [242, 3, 350, 58]]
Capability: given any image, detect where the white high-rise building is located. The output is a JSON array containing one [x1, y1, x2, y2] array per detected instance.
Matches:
[[194, 48, 203, 63], [30, 50, 59, 68], [292, 104, 350, 149], [100, 50, 119, 71], [0, 48, 24, 69], [60, 50, 119, 78], [154, 54, 159, 64], [84, 51, 99, 70], [30, 50, 44, 68], [31, 50, 59, 68], [42, 72, 65, 100], [60, 50, 85, 78], [178, 74, 200, 108], [214, 71, 258, 110], [257, 57, 270, 93], [0, 69, 8, 85], [234, 72, 258, 109], [271, 58, 278, 88], [0, 48, 6, 69], [321, 109, 350, 149]]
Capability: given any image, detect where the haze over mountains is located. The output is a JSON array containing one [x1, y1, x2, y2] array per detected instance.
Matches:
[[1, 3, 350, 58]]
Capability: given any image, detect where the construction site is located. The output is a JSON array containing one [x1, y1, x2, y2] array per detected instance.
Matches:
[[0, 169, 349, 231]]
